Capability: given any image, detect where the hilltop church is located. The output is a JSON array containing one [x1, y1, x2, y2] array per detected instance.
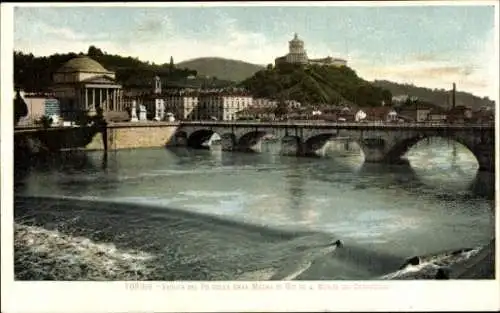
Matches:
[[274, 33, 347, 68]]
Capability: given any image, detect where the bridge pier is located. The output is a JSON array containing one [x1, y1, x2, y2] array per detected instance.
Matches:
[[237, 139, 262, 153], [172, 132, 188, 146], [358, 138, 392, 163], [220, 134, 237, 151], [473, 145, 495, 173], [281, 136, 302, 156], [361, 147, 387, 163]]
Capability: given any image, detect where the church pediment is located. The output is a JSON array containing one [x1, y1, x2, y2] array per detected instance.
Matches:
[[80, 75, 116, 84]]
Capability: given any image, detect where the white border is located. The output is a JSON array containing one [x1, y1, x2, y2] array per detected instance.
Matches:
[[1, 2, 499, 312]]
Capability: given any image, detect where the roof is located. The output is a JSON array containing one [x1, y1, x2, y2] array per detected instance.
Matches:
[[358, 106, 395, 116], [236, 107, 275, 115], [450, 105, 471, 111], [429, 106, 447, 114], [309, 57, 333, 62], [57, 56, 110, 73]]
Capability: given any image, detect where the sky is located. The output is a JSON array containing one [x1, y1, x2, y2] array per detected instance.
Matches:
[[12, 2, 498, 99]]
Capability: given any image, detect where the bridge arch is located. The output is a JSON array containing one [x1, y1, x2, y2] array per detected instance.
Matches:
[[238, 130, 275, 152], [381, 133, 493, 172], [303, 133, 338, 156], [187, 129, 215, 149]]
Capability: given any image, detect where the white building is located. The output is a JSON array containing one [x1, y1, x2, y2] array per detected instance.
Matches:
[[198, 93, 253, 121], [164, 94, 199, 120], [156, 92, 254, 121], [253, 98, 278, 108], [355, 110, 367, 122], [285, 99, 302, 109]]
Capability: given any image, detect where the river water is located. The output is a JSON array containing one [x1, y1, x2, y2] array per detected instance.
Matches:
[[13, 138, 495, 280]]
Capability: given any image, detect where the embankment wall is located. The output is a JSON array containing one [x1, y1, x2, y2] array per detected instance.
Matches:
[[86, 122, 180, 150]]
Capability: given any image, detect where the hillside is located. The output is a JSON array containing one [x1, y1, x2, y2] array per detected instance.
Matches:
[[176, 57, 264, 82], [240, 63, 392, 107], [372, 80, 495, 110]]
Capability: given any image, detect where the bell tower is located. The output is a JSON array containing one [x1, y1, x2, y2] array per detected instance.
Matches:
[[153, 76, 162, 95]]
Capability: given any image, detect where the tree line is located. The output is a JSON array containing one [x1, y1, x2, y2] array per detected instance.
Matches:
[[14, 46, 199, 91]]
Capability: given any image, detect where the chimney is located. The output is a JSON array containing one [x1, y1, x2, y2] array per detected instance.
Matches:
[[452, 82, 456, 109]]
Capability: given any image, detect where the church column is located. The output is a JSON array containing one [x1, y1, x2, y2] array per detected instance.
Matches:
[[99, 89, 103, 111], [118, 90, 122, 111], [109, 89, 113, 111], [104, 89, 108, 111], [85, 87, 88, 110], [79, 88, 83, 110], [92, 88, 96, 110], [106, 89, 110, 111]]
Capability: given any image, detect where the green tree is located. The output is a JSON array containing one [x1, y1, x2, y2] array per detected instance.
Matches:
[[87, 45, 104, 58], [36, 115, 53, 129], [13, 50, 203, 92], [274, 97, 289, 119], [240, 64, 392, 107], [13, 90, 28, 126]]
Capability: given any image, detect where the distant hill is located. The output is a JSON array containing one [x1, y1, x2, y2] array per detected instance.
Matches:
[[176, 57, 265, 82], [372, 80, 495, 110]]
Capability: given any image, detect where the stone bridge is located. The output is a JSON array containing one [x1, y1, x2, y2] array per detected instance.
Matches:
[[173, 121, 495, 172]]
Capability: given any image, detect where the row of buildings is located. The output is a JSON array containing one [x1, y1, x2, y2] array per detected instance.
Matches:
[[234, 102, 493, 124], [15, 53, 493, 126]]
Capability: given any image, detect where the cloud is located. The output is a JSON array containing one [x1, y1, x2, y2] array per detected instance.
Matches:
[[13, 9, 497, 99], [15, 13, 293, 66], [350, 27, 496, 98], [356, 61, 491, 98], [411, 53, 443, 62]]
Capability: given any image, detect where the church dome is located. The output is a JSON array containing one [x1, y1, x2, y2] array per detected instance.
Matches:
[[57, 56, 109, 73], [290, 33, 303, 43]]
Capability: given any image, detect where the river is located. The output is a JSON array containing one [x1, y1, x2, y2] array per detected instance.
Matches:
[[13, 137, 495, 280]]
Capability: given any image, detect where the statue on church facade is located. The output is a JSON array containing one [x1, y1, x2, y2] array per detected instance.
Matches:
[[138, 104, 147, 121], [154, 98, 165, 121], [130, 100, 139, 122], [153, 76, 162, 95]]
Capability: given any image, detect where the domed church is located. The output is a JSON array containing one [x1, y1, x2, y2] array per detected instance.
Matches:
[[52, 56, 124, 120], [274, 33, 347, 68]]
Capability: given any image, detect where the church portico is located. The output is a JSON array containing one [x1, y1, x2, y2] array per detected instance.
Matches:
[[78, 84, 123, 112]]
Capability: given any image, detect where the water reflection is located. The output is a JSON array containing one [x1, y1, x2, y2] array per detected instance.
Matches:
[[14, 138, 493, 203], [284, 158, 306, 215]]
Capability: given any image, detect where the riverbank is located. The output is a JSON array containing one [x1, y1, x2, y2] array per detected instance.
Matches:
[[451, 239, 495, 279]]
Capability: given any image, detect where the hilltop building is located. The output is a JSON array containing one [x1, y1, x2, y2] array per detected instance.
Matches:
[[274, 33, 347, 68]]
